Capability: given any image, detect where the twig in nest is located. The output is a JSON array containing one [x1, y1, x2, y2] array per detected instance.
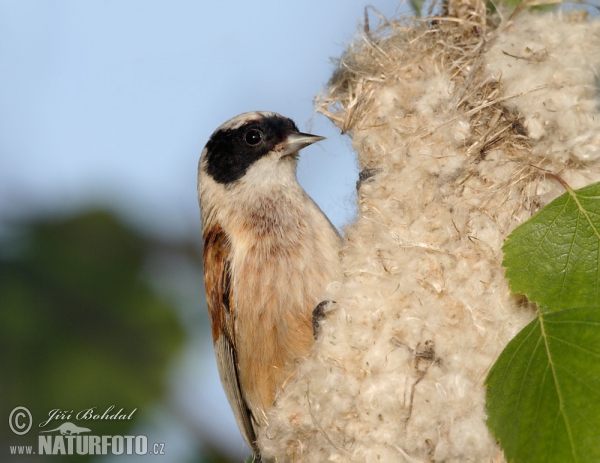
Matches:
[[306, 383, 351, 454]]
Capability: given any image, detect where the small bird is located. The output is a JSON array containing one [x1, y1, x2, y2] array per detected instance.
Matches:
[[197, 112, 342, 459]]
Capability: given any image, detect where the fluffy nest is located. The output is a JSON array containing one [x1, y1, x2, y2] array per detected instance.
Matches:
[[258, 1, 600, 461]]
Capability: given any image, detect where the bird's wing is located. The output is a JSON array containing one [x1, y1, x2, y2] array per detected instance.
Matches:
[[203, 224, 260, 457]]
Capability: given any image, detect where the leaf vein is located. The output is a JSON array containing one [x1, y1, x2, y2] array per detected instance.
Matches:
[[540, 313, 578, 462], [545, 335, 600, 358], [553, 363, 600, 396]]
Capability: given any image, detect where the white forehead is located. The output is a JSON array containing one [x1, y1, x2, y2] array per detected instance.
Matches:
[[215, 111, 280, 132]]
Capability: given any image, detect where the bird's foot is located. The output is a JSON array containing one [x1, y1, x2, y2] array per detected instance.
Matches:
[[356, 168, 381, 192], [312, 300, 337, 339]]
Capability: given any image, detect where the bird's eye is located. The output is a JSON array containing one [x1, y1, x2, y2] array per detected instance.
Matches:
[[245, 129, 263, 146]]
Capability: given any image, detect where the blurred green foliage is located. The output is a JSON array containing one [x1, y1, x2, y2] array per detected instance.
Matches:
[[408, 0, 554, 17], [409, 0, 425, 16], [0, 210, 186, 461]]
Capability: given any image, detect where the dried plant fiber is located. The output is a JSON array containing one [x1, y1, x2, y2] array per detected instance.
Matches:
[[258, 1, 600, 461]]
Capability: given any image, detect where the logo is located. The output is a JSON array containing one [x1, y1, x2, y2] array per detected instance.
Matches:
[[9, 407, 32, 435], [7, 406, 166, 456], [39, 422, 90, 435]]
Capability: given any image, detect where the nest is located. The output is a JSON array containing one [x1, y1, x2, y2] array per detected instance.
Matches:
[[317, 0, 597, 205], [259, 1, 600, 461]]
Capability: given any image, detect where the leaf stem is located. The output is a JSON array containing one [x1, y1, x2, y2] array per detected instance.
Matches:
[[544, 172, 573, 193]]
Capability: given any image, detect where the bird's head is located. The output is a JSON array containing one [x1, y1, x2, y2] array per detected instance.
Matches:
[[200, 111, 324, 186]]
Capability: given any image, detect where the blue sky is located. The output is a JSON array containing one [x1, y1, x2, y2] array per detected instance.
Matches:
[[1, 0, 407, 236], [0, 1, 410, 460]]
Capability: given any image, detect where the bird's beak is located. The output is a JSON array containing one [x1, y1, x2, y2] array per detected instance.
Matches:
[[282, 132, 325, 156]]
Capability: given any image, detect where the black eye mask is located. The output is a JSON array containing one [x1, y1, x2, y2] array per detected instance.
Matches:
[[204, 115, 299, 184]]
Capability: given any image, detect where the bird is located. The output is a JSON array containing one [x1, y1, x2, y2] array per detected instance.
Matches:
[[197, 111, 342, 459]]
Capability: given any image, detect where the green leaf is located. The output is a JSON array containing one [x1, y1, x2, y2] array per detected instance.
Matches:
[[491, 182, 600, 461], [486, 306, 600, 463], [409, 0, 424, 16], [502, 182, 600, 313]]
